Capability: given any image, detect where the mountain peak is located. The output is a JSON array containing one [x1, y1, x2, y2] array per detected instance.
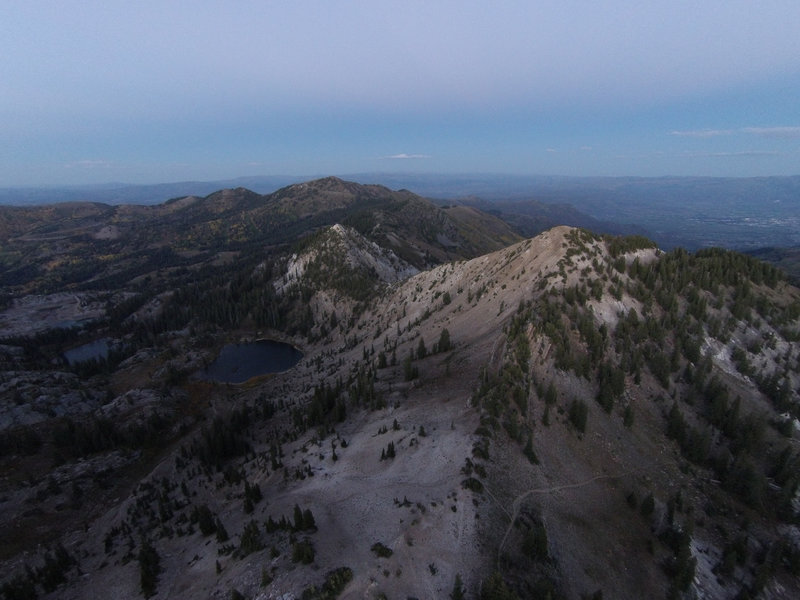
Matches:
[[278, 175, 371, 195], [280, 223, 418, 301]]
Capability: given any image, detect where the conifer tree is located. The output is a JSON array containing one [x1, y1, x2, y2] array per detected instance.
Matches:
[[450, 573, 465, 600], [138, 538, 161, 598], [302, 508, 316, 530], [293, 504, 304, 531], [438, 328, 452, 352]]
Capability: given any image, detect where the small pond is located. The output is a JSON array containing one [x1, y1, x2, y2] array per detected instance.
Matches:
[[197, 340, 303, 383], [63, 338, 110, 365]]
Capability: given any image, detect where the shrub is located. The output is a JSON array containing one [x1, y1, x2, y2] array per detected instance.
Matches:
[[239, 520, 263, 556], [521, 522, 549, 562], [462, 477, 484, 493], [301, 567, 353, 600], [479, 571, 520, 600], [523, 436, 539, 465], [568, 399, 588, 433], [193, 504, 216, 536], [371, 542, 393, 558], [450, 573, 465, 600], [403, 355, 418, 381], [292, 540, 315, 564]]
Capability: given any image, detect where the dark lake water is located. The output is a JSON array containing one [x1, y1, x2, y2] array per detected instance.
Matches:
[[63, 338, 110, 365], [198, 340, 303, 383]]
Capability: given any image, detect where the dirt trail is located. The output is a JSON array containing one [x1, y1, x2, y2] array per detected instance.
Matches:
[[494, 471, 633, 561]]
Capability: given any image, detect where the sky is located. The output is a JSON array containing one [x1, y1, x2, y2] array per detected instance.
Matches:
[[2, 1, 799, 186]]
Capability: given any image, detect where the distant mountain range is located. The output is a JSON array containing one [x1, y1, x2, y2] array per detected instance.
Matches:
[[2, 174, 798, 254], [0, 175, 309, 206]]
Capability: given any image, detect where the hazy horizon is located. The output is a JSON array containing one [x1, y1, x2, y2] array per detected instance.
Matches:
[[5, 171, 800, 192], [3, 2, 799, 186]]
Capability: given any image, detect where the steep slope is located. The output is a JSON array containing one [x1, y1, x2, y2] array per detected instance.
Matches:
[[1, 226, 799, 600], [300, 226, 800, 599], [375, 230, 799, 599], [281, 224, 419, 295]]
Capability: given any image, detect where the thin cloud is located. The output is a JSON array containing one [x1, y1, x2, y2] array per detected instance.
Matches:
[[669, 129, 733, 138], [65, 159, 114, 169], [670, 126, 800, 139], [682, 150, 780, 157], [741, 126, 800, 138], [382, 153, 431, 160]]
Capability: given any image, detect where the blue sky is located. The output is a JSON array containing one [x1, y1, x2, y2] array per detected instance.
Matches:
[[2, 1, 799, 185]]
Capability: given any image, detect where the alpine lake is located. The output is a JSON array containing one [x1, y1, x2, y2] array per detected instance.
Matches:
[[197, 340, 303, 383]]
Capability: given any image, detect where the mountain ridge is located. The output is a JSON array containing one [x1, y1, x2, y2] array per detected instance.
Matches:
[[0, 178, 521, 297]]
